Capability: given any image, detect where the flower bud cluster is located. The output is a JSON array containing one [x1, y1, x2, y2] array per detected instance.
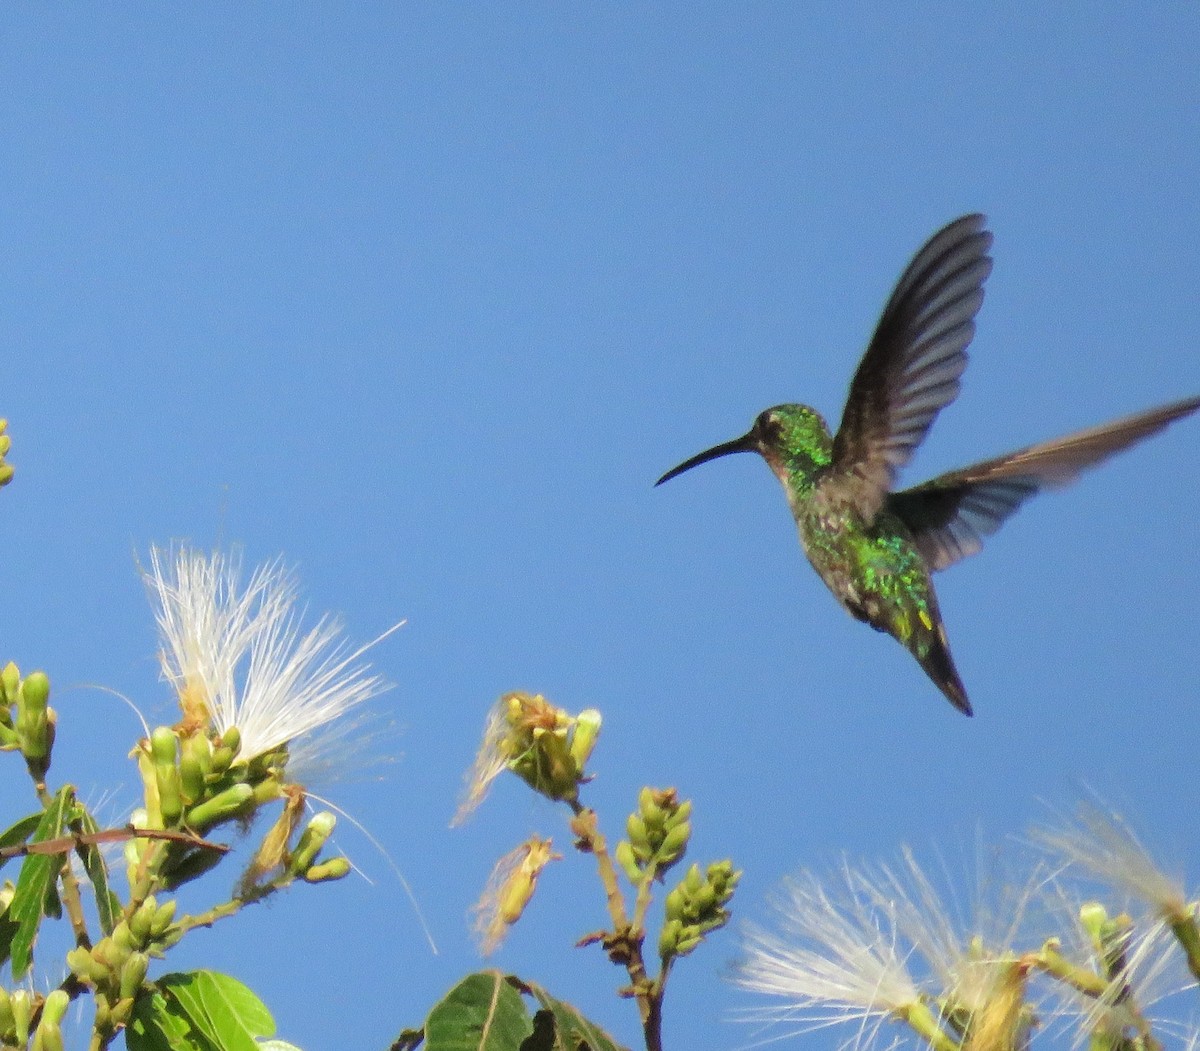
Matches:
[[503, 693, 601, 805], [658, 860, 740, 960], [615, 787, 691, 883], [0, 987, 65, 1051], [0, 663, 56, 780], [66, 896, 180, 1034], [132, 720, 287, 886]]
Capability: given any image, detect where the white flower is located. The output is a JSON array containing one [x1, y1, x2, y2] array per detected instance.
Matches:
[[737, 850, 1045, 1050], [736, 863, 923, 1037], [861, 847, 1041, 1022], [1031, 805, 1189, 920], [145, 545, 401, 776]]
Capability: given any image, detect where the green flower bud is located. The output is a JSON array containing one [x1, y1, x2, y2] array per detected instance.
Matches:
[[663, 883, 687, 921], [658, 917, 684, 957], [10, 989, 31, 1044], [111, 920, 139, 956], [185, 782, 254, 832], [31, 1018, 64, 1051], [119, 952, 150, 1000], [0, 985, 12, 1032], [67, 945, 105, 985], [16, 671, 52, 774], [1078, 901, 1108, 949], [303, 856, 352, 883], [252, 775, 285, 806], [638, 786, 665, 828], [210, 743, 236, 776], [149, 898, 178, 938], [614, 840, 642, 884], [151, 727, 183, 826], [154, 924, 185, 950], [626, 813, 649, 850], [179, 740, 207, 804], [93, 999, 111, 1031], [657, 821, 690, 866], [288, 811, 336, 875], [128, 896, 157, 944], [40, 990, 69, 1027], [19, 670, 49, 716], [568, 708, 602, 769], [220, 725, 242, 754], [0, 661, 19, 705]]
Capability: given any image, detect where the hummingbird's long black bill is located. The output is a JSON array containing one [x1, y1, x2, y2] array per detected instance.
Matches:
[[655, 431, 758, 486]]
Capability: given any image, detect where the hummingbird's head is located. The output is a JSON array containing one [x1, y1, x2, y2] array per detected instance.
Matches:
[[654, 403, 832, 487]]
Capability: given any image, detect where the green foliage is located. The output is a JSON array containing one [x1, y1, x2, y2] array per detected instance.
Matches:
[[126, 971, 300, 1051], [405, 972, 627, 1051], [7, 787, 73, 978]]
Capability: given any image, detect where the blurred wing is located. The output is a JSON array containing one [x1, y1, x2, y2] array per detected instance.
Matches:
[[889, 395, 1200, 571], [831, 214, 993, 521]]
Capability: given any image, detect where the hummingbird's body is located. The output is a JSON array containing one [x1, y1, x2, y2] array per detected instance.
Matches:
[[656, 215, 1200, 715]]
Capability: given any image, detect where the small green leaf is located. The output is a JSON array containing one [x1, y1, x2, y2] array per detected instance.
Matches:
[[516, 977, 630, 1051], [74, 806, 121, 935], [424, 971, 534, 1051], [0, 812, 42, 872], [7, 786, 73, 977]]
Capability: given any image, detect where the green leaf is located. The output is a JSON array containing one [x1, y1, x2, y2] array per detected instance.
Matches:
[[424, 972, 534, 1051], [517, 978, 629, 1051], [127, 971, 281, 1051], [0, 812, 42, 872], [165, 971, 276, 1051], [128, 989, 207, 1051], [74, 805, 121, 935], [7, 785, 73, 977]]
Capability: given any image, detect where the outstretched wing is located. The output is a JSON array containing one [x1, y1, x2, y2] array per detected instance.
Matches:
[[889, 395, 1200, 571], [830, 214, 993, 521]]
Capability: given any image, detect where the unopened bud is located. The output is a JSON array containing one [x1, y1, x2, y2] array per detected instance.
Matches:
[[569, 708, 602, 769], [1, 662, 19, 705], [185, 782, 254, 832], [303, 857, 352, 883], [10, 989, 31, 1045], [119, 952, 150, 1000], [288, 811, 336, 875], [151, 727, 183, 826]]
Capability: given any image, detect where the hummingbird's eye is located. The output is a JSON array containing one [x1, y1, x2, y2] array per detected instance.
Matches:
[[757, 413, 782, 442]]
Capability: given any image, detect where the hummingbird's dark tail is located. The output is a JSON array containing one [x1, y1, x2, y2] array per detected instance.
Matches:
[[915, 624, 973, 716]]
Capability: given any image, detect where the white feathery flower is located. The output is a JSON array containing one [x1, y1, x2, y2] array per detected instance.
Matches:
[[736, 864, 922, 1031], [862, 847, 1041, 1022], [1031, 805, 1189, 919], [737, 850, 1048, 1050], [145, 544, 400, 775]]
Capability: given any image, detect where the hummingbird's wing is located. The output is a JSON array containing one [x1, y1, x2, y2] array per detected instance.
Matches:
[[888, 395, 1200, 571], [830, 214, 994, 521]]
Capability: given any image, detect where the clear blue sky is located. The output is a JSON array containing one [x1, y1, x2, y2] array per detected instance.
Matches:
[[2, 6, 1198, 1049]]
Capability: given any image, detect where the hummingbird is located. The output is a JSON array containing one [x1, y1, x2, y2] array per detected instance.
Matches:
[[656, 214, 1199, 715]]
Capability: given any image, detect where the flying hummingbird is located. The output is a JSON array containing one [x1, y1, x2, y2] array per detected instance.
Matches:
[[656, 214, 1199, 715]]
